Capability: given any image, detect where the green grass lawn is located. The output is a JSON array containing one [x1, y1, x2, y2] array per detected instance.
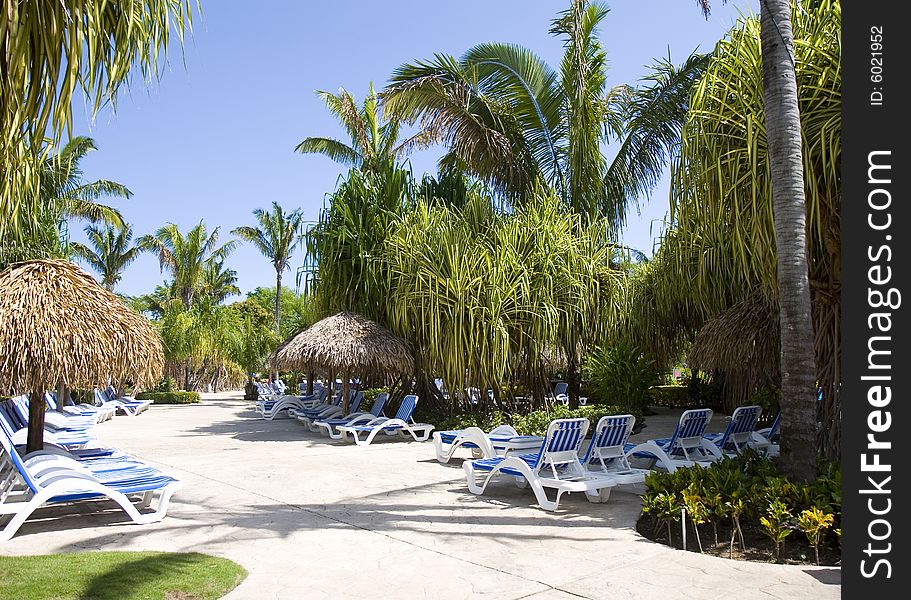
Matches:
[[0, 551, 247, 600]]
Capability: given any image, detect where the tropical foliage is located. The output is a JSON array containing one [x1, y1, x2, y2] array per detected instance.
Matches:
[[0, 1, 192, 247], [1, 137, 129, 267], [620, 0, 841, 457], [383, 0, 707, 230], [232, 202, 306, 334], [71, 223, 141, 291]]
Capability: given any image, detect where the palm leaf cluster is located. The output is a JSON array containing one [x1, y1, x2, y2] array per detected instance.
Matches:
[[1, 0, 192, 243], [619, 0, 841, 457], [383, 0, 707, 231]]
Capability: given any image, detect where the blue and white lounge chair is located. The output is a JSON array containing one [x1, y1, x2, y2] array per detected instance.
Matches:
[[703, 405, 763, 455], [624, 408, 723, 472], [45, 392, 115, 423], [95, 388, 151, 417], [335, 395, 434, 445], [11, 396, 96, 433], [433, 425, 543, 463], [259, 388, 330, 420], [0, 400, 94, 450], [580, 414, 649, 484], [750, 410, 781, 457], [463, 418, 619, 511], [311, 392, 389, 438], [296, 391, 363, 428], [0, 429, 181, 542]]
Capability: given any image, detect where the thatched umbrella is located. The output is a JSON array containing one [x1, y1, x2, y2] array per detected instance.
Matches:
[[687, 293, 780, 412], [0, 259, 164, 452], [274, 311, 413, 413]]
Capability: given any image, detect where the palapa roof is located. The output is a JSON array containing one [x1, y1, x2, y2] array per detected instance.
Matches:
[[687, 292, 779, 379], [0, 259, 164, 394], [274, 311, 413, 376]]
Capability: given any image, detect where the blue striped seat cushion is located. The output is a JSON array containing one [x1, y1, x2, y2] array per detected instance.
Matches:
[[50, 475, 179, 504], [345, 423, 405, 432], [469, 453, 540, 476]]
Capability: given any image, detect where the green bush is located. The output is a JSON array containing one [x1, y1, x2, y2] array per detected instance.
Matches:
[[135, 391, 200, 404], [149, 377, 178, 393], [648, 385, 691, 407], [583, 341, 659, 411], [640, 452, 841, 562]]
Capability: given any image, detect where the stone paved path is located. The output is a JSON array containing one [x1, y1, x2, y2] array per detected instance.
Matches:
[[1, 395, 841, 599]]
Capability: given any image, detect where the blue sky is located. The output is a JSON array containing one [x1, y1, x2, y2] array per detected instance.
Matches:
[[72, 0, 756, 298]]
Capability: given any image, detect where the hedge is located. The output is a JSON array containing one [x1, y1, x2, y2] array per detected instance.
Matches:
[[134, 391, 200, 404]]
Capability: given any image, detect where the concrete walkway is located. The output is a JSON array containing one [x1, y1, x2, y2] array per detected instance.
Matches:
[[2, 395, 841, 599]]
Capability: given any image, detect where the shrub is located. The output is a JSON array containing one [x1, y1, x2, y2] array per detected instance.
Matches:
[[583, 341, 659, 411], [648, 385, 691, 408], [149, 377, 178, 393], [135, 391, 200, 404], [640, 452, 841, 563]]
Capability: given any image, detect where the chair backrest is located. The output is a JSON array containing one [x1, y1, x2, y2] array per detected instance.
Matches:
[[368, 392, 389, 417], [348, 391, 365, 413], [582, 414, 636, 471], [44, 392, 58, 411], [553, 382, 568, 397], [716, 405, 762, 450], [466, 387, 481, 405], [0, 401, 24, 434], [10, 396, 31, 426], [664, 408, 713, 456], [94, 388, 110, 406], [533, 418, 590, 476], [394, 395, 418, 422], [766, 411, 781, 442]]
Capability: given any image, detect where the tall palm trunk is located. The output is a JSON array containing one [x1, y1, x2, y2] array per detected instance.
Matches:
[[274, 268, 283, 336], [760, 0, 817, 482], [26, 389, 46, 453]]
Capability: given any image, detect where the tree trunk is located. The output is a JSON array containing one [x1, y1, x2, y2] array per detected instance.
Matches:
[[342, 370, 351, 415], [26, 390, 45, 453], [184, 360, 191, 392], [275, 270, 282, 336], [567, 350, 580, 410], [306, 369, 314, 395], [760, 0, 817, 482]]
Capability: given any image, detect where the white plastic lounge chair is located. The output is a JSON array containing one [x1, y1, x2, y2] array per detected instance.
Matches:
[[580, 414, 649, 484], [624, 408, 723, 472], [750, 410, 780, 457], [335, 395, 434, 445], [311, 393, 389, 438], [259, 388, 331, 420], [703, 405, 763, 455], [463, 418, 619, 511], [95, 388, 151, 417], [0, 430, 181, 542], [46, 392, 115, 423], [0, 401, 94, 450], [433, 425, 543, 463], [296, 391, 363, 429], [11, 396, 96, 433]]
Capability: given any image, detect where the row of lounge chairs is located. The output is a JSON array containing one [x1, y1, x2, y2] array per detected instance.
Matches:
[[436, 405, 779, 511], [253, 384, 435, 445], [0, 392, 180, 542]]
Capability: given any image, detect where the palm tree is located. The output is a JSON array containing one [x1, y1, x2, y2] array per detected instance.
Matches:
[[2, 136, 130, 266], [693, 0, 818, 481], [1, 0, 192, 243], [232, 202, 305, 335], [383, 0, 707, 232], [294, 83, 436, 172], [139, 222, 237, 310], [71, 223, 141, 290]]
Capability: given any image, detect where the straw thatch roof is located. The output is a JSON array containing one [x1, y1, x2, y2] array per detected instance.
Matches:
[[0, 259, 164, 394], [274, 311, 413, 376], [687, 292, 780, 410]]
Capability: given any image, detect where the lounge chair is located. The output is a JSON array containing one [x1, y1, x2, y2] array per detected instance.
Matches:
[[296, 391, 363, 429], [95, 388, 151, 417], [432, 425, 543, 463], [0, 400, 94, 450], [703, 405, 763, 455], [750, 410, 781, 457], [311, 392, 389, 438], [580, 414, 649, 484], [45, 392, 115, 423], [11, 396, 96, 433], [624, 408, 722, 472], [259, 388, 330, 420], [0, 429, 181, 542], [462, 418, 619, 511], [335, 395, 434, 445]]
